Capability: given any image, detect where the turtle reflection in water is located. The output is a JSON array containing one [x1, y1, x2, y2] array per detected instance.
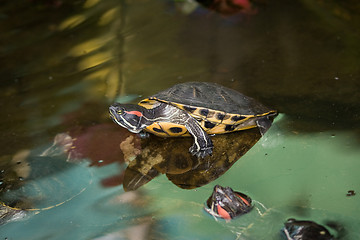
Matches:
[[281, 218, 334, 240], [109, 82, 277, 158], [205, 185, 252, 220], [122, 128, 261, 191]]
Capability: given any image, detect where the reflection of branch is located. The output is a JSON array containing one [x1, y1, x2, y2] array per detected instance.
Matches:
[[60, 1, 128, 101], [113, 0, 127, 98]]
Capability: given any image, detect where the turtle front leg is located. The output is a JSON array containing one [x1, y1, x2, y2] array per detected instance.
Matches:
[[138, 131, 150, 139], [185, 119, 213, 158]]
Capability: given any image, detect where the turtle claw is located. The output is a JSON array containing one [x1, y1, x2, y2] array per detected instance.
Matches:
[[189, 145, 213, 158]]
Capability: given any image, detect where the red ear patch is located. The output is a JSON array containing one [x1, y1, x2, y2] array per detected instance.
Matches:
[[216, 204, 231, 220], [236, 193, 250, 206], [125, 111, 143, 117]]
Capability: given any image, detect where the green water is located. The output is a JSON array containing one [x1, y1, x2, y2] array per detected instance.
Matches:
[[0, 0, 359, 239]]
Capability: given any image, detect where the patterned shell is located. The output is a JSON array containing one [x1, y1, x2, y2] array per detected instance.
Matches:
[[152, 82, 271, 114], [138, 82, 276, 135]]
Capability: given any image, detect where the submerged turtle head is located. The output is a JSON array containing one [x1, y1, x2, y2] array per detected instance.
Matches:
[[109, 103, 148, 133], [282, 218, 334, 240], [205, 185, 252, 220]]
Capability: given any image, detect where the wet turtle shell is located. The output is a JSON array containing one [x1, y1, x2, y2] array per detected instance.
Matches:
[[139, 82, 277, 136]]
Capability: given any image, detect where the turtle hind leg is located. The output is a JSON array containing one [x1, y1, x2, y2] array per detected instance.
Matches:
[[256, 116, 273, 136]]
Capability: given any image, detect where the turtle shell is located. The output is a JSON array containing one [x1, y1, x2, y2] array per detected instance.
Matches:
[[139, 82, 276, 135]]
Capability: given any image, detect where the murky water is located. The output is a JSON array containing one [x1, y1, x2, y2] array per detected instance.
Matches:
[[1, 0, 359, 239]]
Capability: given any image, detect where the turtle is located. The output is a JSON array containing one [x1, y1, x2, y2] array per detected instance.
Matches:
[[204, 185, 253, 220], [109, 82, 277, 158], [281, 218, 334, 240]]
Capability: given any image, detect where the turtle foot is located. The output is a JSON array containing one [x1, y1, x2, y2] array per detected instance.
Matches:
[[189, 145, 213, 158], [256, 113, 277, 135], [138, 131, 150, 139]]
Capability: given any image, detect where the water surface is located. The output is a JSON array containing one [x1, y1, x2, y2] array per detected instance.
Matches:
[[0, 0, 359, 239]]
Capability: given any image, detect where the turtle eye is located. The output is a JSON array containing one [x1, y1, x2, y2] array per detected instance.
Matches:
[[117, 108, 124, 115]]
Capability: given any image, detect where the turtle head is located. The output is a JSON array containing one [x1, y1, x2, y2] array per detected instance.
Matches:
[[109, 103, 148, 133], [205, 185, 252, 220]]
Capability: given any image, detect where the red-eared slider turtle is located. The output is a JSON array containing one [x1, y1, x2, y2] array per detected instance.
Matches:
[[205, 185, 253, 220], [281, 219, 334, 240], [109, 82, 277, 158]]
